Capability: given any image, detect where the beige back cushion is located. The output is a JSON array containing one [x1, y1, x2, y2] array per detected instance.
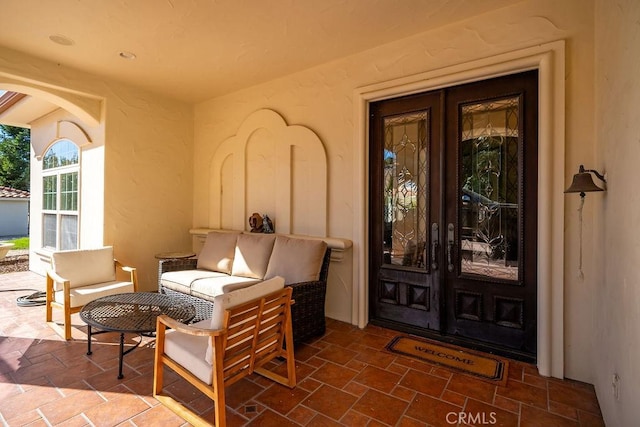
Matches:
[[197, 231, 241, 273], [264, 236, 327, 284], [51, 247, 116, 289], [205, 276, 285, 364], [231, 233, 276, 279]]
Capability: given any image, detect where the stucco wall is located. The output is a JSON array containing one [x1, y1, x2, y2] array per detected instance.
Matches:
[[0, 46, 194, 291], [593, 0, 640, 425], [102, 87, 194, 289], [193, 0, 596, 381]]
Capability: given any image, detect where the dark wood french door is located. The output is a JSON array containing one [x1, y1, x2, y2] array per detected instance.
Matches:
[[369, 71, 538, 360]]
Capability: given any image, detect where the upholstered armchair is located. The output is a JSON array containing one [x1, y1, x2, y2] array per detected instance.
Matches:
[[45, 246, 138, 340], [153, 276, 296, 426]]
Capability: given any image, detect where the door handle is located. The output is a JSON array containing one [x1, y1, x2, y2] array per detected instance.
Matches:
[[431, 223, 439, 270], [447, 223, 455, 272]]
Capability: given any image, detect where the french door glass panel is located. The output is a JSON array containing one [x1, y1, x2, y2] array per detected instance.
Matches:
[[459, 97, 520, 281], [382, 112, 428, 269]]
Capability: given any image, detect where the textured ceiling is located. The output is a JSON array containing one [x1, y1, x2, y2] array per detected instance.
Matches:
[[0, 0, 518, 103]]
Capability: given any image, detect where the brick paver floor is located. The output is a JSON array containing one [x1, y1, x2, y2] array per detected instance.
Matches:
[[0, 271, 605, 426]]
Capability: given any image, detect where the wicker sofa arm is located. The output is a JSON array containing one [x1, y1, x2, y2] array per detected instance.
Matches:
[[160, 257, 198, 274], [287, 279, 327, 343], [286, 247, 331, 343], [158, 258, 198, 291]]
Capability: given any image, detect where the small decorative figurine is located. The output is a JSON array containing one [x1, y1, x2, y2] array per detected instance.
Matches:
[[249, 212, 263, 233], [262, 214, 274, 233]]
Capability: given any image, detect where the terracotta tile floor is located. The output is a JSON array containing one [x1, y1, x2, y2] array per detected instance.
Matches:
[[0, 271, 605, 426]]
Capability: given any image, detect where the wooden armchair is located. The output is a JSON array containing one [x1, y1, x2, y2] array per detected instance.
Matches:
[[153, 276, 296, 426], [45, 246, 138, 340]]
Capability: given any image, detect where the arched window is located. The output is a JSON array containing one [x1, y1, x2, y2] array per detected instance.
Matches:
[[42, 139, 79, 250]]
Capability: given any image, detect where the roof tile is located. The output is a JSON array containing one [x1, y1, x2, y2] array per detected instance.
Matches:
[[0, 186, 30, 199]]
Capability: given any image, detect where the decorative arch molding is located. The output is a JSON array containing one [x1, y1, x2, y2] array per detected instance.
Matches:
[[0, 75, 103, 126], [34, 121, 92, 160], [57, 121, 92, 146], [354, 41, 566, 379], [209, 109, 328, 236]]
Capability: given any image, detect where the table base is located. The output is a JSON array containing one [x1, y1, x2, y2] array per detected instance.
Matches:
[[86, 325, 143, 379]]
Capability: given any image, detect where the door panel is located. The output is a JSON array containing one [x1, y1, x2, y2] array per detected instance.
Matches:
[[444, 71, 538, 355], [369, 92, 442, 332], [369, 71, 538, 360]]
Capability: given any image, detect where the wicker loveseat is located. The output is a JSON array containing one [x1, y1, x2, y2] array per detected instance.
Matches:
[[159, 231, 330, 344]]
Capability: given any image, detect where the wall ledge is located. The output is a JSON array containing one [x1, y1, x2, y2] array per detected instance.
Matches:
[[190, 228, 352, 262]]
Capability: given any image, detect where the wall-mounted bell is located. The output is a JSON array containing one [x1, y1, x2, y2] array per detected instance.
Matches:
[[564, 165, 606, 198]]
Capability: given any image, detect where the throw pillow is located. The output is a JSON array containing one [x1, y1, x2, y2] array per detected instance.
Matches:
[[197, 231, 241, 274], [264, 236, 327, 284], [231, 233, 276, 279]]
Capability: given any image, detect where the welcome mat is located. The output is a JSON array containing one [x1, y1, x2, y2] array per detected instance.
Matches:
[[386, 336, 509, 385]]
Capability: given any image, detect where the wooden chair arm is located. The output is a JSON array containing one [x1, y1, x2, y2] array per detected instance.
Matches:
[[115, 260, 136, 272], [46, 269, 70, 286], [156, 315, 224, 337], [115, 260, 138, 291]]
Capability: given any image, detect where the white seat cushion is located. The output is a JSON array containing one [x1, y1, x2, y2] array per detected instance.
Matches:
[[51, 247, 116, 290], [205, 276, 285, 364], [264, 236, 327, 284], [55, 280, 134, 308], [164, 319, 212, 385], [191, 276, 260, 302], [197, 231, 241, 274], [160, 270, 227, 294], [231, 233, 276, 279]]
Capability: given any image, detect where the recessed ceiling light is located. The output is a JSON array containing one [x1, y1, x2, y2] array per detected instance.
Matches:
[[49, 34, 75, 46], [118, 51, 137, 60]]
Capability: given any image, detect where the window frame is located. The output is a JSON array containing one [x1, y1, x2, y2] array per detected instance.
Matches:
[[41, 139, 80, 251]]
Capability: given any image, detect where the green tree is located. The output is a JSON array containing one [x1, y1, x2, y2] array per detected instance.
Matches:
[[0, 125, 30, 190]]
